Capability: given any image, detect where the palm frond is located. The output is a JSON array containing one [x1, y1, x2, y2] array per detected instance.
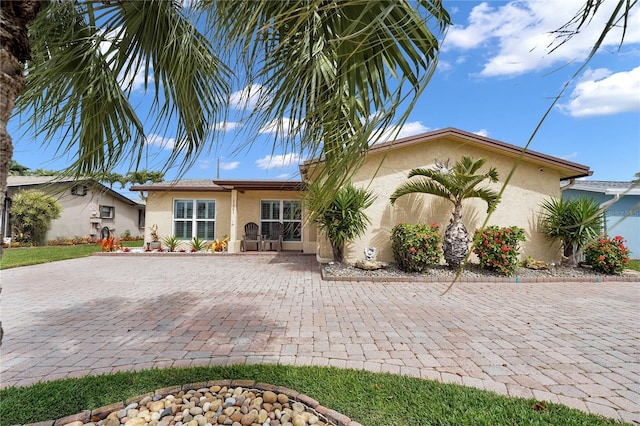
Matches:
[[390, 179, 452, 205], [202, 0, 450, 205], [18, 0, 230, 177]]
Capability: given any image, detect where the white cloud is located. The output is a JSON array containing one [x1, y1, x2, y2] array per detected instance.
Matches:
[[255, 153, 301, 170], [373, 121, 431, 144], [219, 161, 240, 171], [474, 129, 489, 137], [99, 27, 151, 92], [558, 66, 640, 117], [444, 0, 640, 77], [212, 121, 242, 132], [229, 84, 269, 110], [560, 151, 579, 160], [258, 117, 301, 137], [146, 133, 175, 150]]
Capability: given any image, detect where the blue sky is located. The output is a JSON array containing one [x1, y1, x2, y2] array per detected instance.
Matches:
[[9, 0, 640, 186]]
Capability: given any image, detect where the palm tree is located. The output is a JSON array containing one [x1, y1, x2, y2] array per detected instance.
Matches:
[[1, 0, 451, 259], [313, 183, 376, 263], [539, 196, 603, 266], [390, 156, 500, 268]]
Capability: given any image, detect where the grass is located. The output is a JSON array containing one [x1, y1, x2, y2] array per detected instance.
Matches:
[[627, 259, 640, 271], [0, 365, 628, 426], [0, 240, 143, 269]]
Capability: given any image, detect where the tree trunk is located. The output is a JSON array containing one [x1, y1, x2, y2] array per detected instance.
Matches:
[[443, 202, 470, 268], [0, 0, 40, 258], [331, 242, 344, 263], [0, 0, 41, 347]]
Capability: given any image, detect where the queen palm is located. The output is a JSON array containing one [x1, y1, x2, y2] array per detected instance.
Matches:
[[390, 156, 500, 268]]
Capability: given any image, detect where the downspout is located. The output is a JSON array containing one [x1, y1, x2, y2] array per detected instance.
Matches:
[[560, 178, 575, 191]]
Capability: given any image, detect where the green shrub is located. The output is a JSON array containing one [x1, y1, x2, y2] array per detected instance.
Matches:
[[584, 235, 630, 275], [391, 223, 443, 272], [473, 226, 526, 276]]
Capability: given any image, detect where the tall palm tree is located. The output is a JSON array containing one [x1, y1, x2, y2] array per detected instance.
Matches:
[[0, 0, 451, 259], [0, 0, 231, 257], [390, 156, 500, 268]]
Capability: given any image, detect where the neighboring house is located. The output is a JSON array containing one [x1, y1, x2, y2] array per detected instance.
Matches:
[[563, 180, 639, 259], [4, 176, 145, 242], [132, 128, 592, 263]]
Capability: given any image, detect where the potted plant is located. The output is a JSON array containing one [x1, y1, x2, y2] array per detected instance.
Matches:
[[148, 224, 162, 250]]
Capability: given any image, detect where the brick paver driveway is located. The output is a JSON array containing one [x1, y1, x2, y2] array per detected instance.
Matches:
[[1, 254, 638, 423]]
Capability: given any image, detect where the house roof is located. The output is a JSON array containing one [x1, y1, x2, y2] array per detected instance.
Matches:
[[7, 176, 142, 206], [130, 179, 303, 192], [130, 179, 228, 192], [565, 180, 640, 196], [301, 127, 593, 180]]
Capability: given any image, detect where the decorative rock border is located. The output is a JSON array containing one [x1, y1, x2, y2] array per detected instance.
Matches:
[[321, 268, 640, 283], [24, 380, 362, 426]]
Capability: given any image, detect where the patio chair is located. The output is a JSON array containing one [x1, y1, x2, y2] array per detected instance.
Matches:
[[241, 222, 261, 251], [263, 222, 284, 251]]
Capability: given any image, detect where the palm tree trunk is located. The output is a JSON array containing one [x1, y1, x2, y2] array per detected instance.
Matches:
[[443, 202, 470, 268], [0, 1, 40, 259], [0, 1, 41, 347], [332, 243, 344, 263]]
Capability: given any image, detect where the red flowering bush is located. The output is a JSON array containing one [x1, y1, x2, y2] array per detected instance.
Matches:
[[584, 235, 629, 275], [473, 226, 526, 276], [391, 223, 443, 272]]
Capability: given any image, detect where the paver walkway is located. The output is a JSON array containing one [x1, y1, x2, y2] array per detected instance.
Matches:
[[1, 254, 639, 423]]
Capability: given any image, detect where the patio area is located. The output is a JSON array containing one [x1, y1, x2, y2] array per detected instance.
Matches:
[[1, 253, 638, 423]]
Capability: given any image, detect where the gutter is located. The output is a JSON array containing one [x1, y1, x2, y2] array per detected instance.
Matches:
[[560, 178, 576, 191]]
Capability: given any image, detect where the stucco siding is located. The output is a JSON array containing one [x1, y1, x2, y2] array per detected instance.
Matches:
[[144, 189, 316, 252], [328, 139, 564, 263], [7, 181, 142, 242]]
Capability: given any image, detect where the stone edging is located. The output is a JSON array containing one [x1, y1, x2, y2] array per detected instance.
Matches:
[[24, 379, 362, 426], [320, 269, 640, 283]]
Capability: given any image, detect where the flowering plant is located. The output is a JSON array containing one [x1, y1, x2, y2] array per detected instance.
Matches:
[[473, 226, 526, 276], [391, 223, 443, 272], [584, 235, 629, 275]]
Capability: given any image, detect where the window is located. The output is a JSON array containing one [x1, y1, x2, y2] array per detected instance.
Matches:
[[100, 205, 114, 219], [173, 199, 215, 239], [261, 200, 302, 242]]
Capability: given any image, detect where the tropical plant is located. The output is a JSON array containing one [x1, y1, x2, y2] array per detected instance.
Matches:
[[9, 189, 62, 246], [313, 183, 376, 263], [390, 156, 500, 268], [391, 223, 443, 272], [584, 235, 630, 275], [101, 235, 122, 253], [0, 0, 451, 261], [162, 235, 180, 252], [473, 226, 526, 276], [210, 236, 230, 253], [189, 237, 207, 252], [539, 197, 603, 266]]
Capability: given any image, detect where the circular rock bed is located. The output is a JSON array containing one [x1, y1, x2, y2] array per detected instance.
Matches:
[[52, 380, 359, 426]]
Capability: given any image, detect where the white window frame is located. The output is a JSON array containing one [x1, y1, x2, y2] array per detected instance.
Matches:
[[260, 199, 302, 242], [99, 205, 115, 219], [173, 199, 216, 240]]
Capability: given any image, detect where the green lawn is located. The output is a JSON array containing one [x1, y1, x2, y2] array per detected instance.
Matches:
[[627, 259, 640, 271], [0, 365, 627, 426], [0, 240, 143, 269]]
